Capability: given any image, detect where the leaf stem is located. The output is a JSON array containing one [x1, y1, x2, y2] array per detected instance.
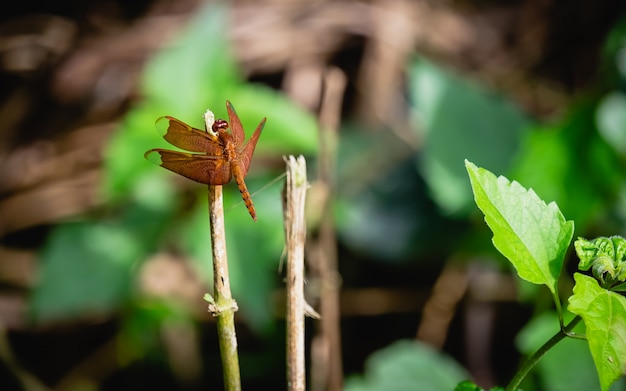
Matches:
[[208, 184, 241, 391], [553, 291, 564, 328], [506, 315, 582, 391]]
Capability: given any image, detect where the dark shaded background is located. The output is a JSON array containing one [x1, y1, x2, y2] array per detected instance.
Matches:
[[2, 0, 626, 390]]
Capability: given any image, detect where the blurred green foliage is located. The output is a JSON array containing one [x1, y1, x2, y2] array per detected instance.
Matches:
[[516, 311, 597, 391], [333, 57, 536, 262], [516, 311, 625, 391], [32, 3, 318, 332], [344, 340, 469, 391], [28, 2, 626, 389], [409, 58, 532, 218], [466, 161, 626, 390], [510, 101, 623, 231], [103, 4, 318, 202], [344, 16, 626, 390], [31, 174, 178, 321]]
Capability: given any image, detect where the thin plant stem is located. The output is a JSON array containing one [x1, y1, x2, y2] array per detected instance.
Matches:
[[200, 108, 241, 390], [309, 66, 346, 391], [208, 184, 241, 391], [506, 316, 582, 391], [283, 155, 308, 391]]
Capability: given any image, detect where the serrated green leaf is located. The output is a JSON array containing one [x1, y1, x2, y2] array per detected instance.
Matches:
[[568, 273, 626, 391], [465, 160, 574, 295]]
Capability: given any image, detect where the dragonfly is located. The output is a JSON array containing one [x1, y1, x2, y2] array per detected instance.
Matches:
[[144, 101, 266, 221]]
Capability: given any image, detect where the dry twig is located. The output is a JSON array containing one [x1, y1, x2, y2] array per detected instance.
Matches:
[[282, 155, 309, 391]]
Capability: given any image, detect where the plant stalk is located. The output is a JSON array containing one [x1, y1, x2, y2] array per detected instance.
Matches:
[[309, 66, 346, 391], [506, 315, 582, 391], [283, 155, 308, 391], [208, 184, 241, 391]]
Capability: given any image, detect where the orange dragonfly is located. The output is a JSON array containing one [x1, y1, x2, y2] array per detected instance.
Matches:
[[144, 101, 266, 221]]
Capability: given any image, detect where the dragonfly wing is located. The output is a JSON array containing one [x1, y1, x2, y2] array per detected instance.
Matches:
[[239, 117, 266, 177], [156, 116, 223, 154], [226, 101, 245, 146], [145, 149, 232, 185]]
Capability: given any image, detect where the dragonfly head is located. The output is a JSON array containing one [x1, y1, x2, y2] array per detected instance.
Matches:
[[212, 119, 229, 134]]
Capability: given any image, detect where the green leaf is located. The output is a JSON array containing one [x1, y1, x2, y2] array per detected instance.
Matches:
[[568, 273, 626, 391], [408, 58, 531, 216], [344, 340, 468, 391], [465, 160, 574, 295], [142, 3, 240, 117], [31, 187, 176, 322], [575, 236, 626, 285], [31, 222, 136, 321], [454, 380, 484, 391], [613, 281, 626, 292]]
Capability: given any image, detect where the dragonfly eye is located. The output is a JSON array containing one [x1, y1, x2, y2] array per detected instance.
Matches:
[[212, 119, 229, 133]]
